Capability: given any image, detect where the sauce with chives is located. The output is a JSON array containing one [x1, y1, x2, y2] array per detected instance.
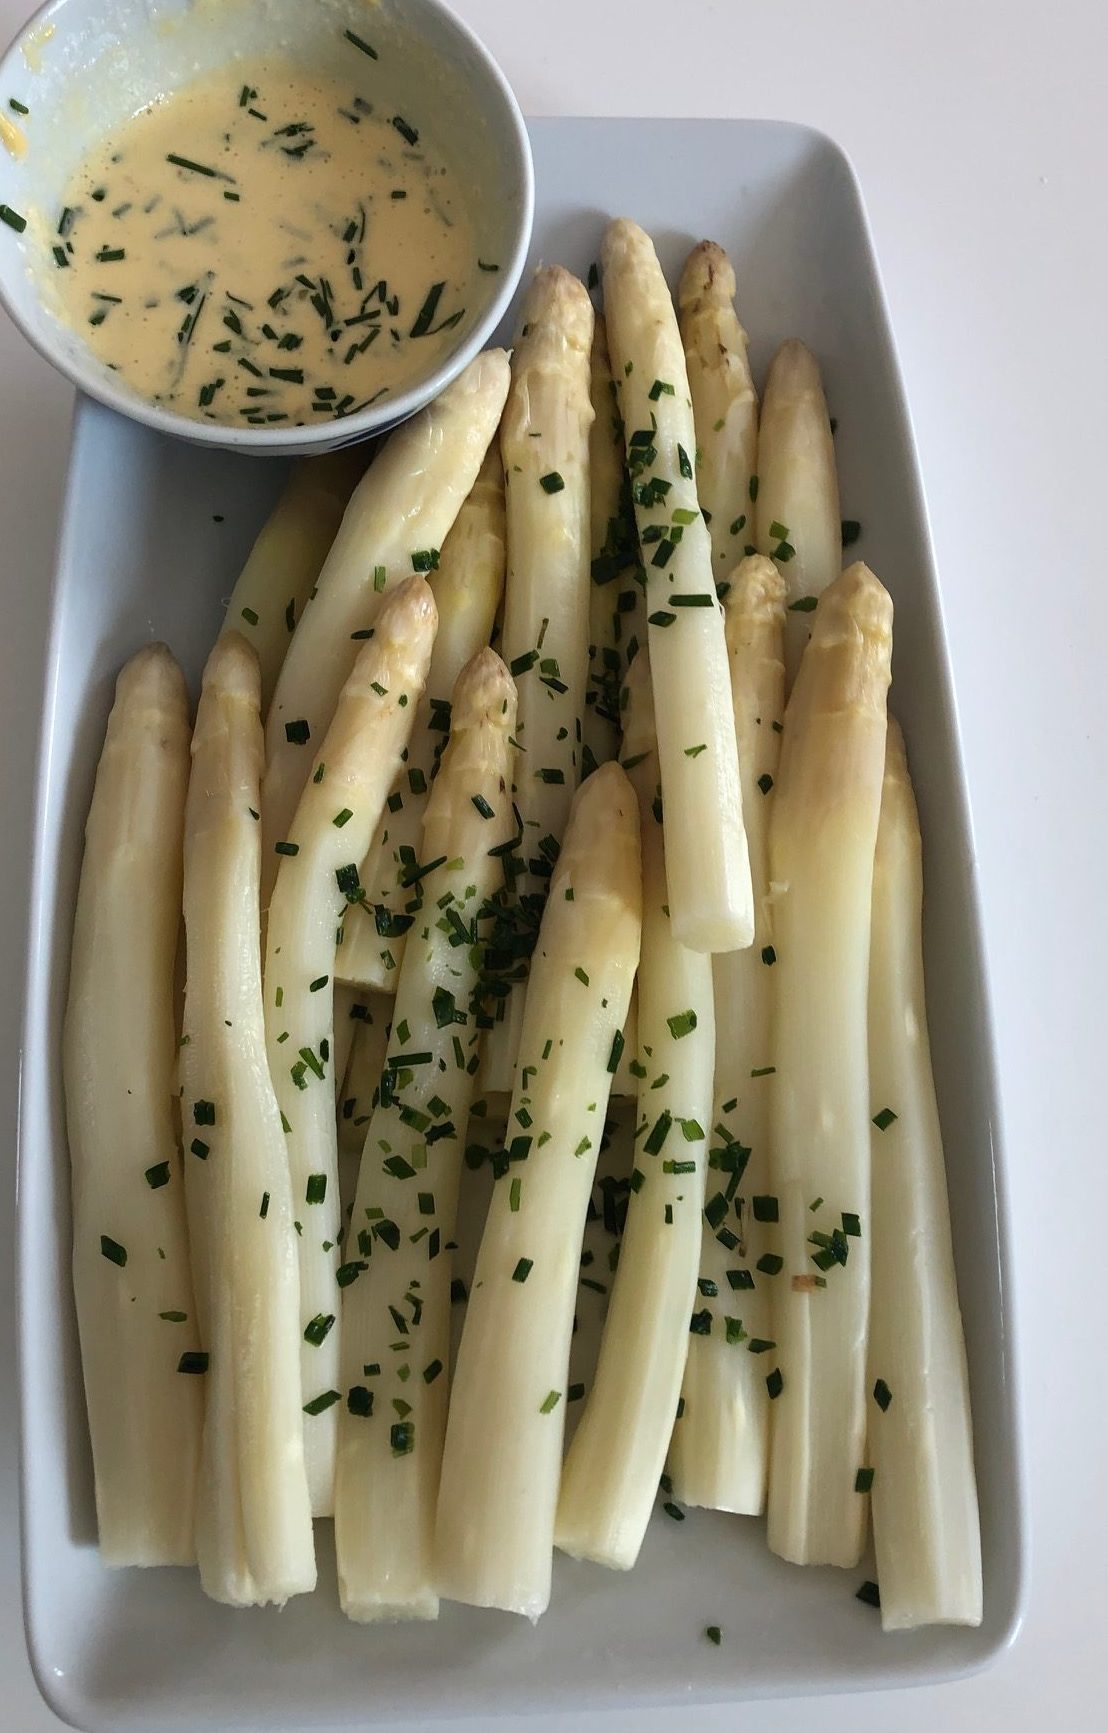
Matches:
[[52, 58, 478, 427]]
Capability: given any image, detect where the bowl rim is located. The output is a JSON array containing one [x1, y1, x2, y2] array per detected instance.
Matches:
[[0, 0, 535, 453]]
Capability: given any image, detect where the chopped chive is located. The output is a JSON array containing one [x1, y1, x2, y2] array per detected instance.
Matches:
[[159, 1311, 187, 1323], [275, 840, 299, 856], [667, 1009, 697, 1039], [856, 1580, 881, 1608], [766, 1367, 784, 1399], [855, 1466, 875, 1493], [761, 945, 777, 966], [303, 1389, 341, 1415], [100, 1234, 127, 1266], [178, 1351, 209, 1375], [842, 519, 862, 546], [259, 1191, 270, 1219], [306, 1173, 327, 1204], [873, 1378, 893, 1411], [540, 471, 565, 494], [789, 595, 818, 612], [332, 807, 353, 828], [539, 1389, 561, 1414], [304, 1312, 335, 1346], [344, 29, 379, 57], [872, 1106, 898, 1131], [512, 1257, 533, 1283], [663, 1500, 685, 1521], [0, 204, 27, 233], [706, 1625, 722, 1645], [166, 154, 224, 178], [144, 1162, 170, 1189], [752, 1195, 779, 1223]]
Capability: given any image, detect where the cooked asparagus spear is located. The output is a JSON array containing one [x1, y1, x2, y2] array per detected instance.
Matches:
[[755, 340, 841, 683], [180, 634, 315, 1606], [263, 576, 437, 1515], [556, 654, 713, 1569], [337, 447, 506, 990], [866, 718, 982, 1628], [601, 217, 752, 953], [262, 351, 510, 890], [678, 241, 759, 586], [668, 555, 786, 1514], [336, 998, 392, 1221], [766, 561, 892, 1568], [334, 650, 517, 1622], [480, 269, 594, 1092], [434, 763, 641, 1618], [63, 645, 202, 1566], [220, 450, 365, 711]]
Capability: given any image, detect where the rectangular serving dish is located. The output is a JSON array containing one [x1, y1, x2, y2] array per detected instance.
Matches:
[[17, 118, 1025, 1731]]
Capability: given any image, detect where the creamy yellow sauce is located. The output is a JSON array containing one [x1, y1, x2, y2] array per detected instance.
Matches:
[[0, 112, 27, 159], [52, 55, 482, 427]]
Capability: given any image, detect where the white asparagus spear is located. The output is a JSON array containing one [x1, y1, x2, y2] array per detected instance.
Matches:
[[435, 763, 641, 1618], [264, 577, 437, 1515], [601, 217, 753, 953], [678, 241, 759, 586], [180, 634, 315, 1607], [337, 1000, 392, 1179], [221, 450, 365, 711], [480, 269, 594, 1091], [337, 446, 506, 990], [262, 351, 510, 889], [332, 983, 374, 1101], [755, 340, 842, 683], [668, 555, 786, 1513], [766, 561, 892, 1568], [583, 312, 635, 774], [63, 644, 202, 1565], [866, 719, 982, 1629], [335, 650, 517, 1622], [556, 655, 713, 1569]]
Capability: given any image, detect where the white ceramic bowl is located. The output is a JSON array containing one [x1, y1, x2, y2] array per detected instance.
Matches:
[[0, 0, 533, 453]]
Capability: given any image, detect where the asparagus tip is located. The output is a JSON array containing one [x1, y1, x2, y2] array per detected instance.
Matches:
[[678, 238, 736, 309]]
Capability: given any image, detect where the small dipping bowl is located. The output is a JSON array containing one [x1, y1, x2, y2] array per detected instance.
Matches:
[[0, 0, 533, 452]]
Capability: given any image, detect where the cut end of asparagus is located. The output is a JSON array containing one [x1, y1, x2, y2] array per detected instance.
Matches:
[[788, 561, 893, 722], [678, 239, 738, 314]]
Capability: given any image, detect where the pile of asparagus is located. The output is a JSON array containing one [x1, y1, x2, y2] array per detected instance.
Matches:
[[63, 220, 981, 1635]]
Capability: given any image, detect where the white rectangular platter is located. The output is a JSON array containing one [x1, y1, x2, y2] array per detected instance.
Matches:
[[18, 118, 1024, 1730]]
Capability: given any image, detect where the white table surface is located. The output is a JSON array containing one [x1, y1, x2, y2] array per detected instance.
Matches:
[[1, 1, 1103, 1728]]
